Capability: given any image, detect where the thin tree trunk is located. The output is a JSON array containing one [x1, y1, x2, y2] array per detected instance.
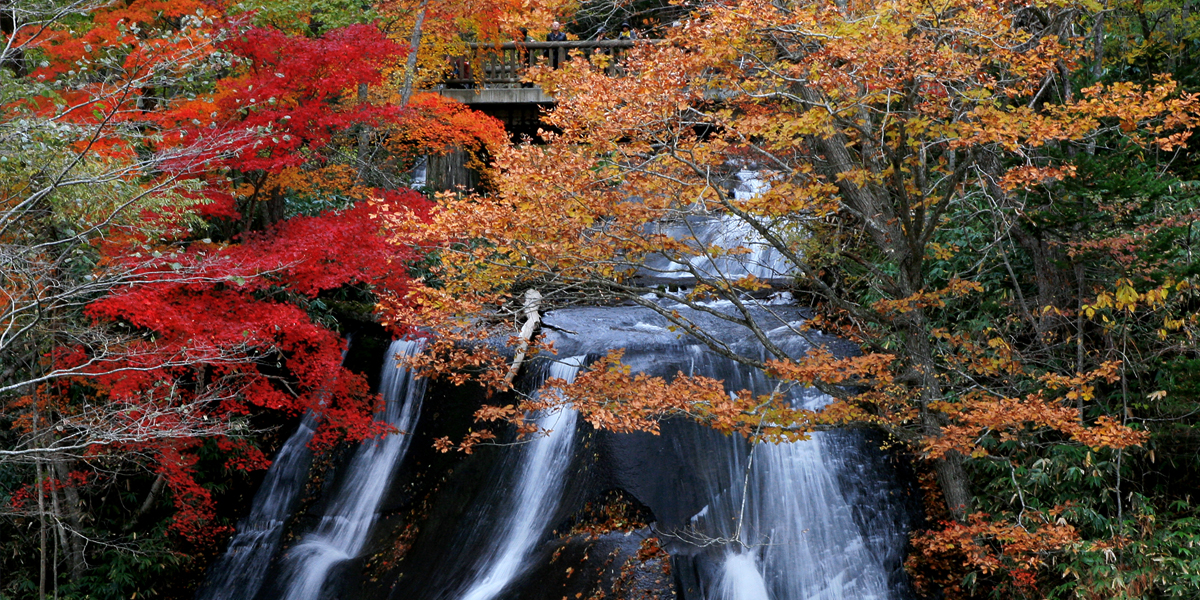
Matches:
[[48, 482, 69, 567], [1075, 259, 1087, 423], [52, 461, 86, 579], [356, 83, 372, 183], [399, 0, 429, 107], [36, 457, 47, 600], [123, 474, 165, 531], [31, 365, 47, 599], [1, 1, 28, 77], [504, 289, 542, 385], [52, 516, 59, 600], [1010, 221, 1074, 330]]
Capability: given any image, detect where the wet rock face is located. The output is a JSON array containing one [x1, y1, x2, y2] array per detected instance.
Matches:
[[355, 378, 524, 600], [514, 491, 673, 600], [527, 305, 917, 600], [594, 426, 716, 533], [518, 529, 674, 600]]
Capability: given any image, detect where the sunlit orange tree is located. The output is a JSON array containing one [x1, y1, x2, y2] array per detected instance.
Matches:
[[384, 0, 1200, 596]]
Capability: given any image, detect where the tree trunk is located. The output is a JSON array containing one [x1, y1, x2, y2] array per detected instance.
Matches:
[[36, 458, 47, 600], [931, 433, 973, 520], [356, 83, 372, 184], [504, 289, 542, 386], [123, 474, 165, 532], [905, 310, 974, 521], [1009, 221, 1074, 333], [399, 0, 429, 107], [0, 2, 28, 77], [801, 85, 976, 521], [259, 184, 287, 227], [52, 461, 86, 579]]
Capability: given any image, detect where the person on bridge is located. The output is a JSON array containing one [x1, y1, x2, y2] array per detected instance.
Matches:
[[618, 22, 637, 40], [546, 21, 568, 69], [519, 27, 534, 85]]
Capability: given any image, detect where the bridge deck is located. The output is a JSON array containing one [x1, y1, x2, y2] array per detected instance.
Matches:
[[437, 87, 554, 105], [427, 40, 654, 106]]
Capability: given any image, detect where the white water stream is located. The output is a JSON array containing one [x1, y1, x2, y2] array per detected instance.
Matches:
[[679, 350, 892, 600], [716, 552, 771, 600], [199, 412, 317, 600], [702, 436, 891, 600], [453, 355, 586, 600], [277, 339, 428, 600]]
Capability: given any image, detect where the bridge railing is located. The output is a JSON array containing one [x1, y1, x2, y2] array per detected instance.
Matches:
[[444, 40, 657, 87]]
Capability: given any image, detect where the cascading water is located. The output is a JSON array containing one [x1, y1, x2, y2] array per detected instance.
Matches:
[[640, 215, 794, 285], [275, 339, 428, 600], [715, 552, 770, 600], [450, 355, 586, 600], [654, 345, 891, 599], [639, 170, 795, 286], [692, 433, 893, 600], [200, 334, 362, 600], [198, 412, 318, 600], [532, 305, 912, 600], [209, 309, 910, 599]]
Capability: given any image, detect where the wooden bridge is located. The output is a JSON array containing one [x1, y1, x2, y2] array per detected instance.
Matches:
[[431, 40, 649, 137], [424, 40, 649, 190]]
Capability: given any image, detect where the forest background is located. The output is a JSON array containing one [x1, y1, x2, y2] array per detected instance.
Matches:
[[2, 0, 1200, 599]]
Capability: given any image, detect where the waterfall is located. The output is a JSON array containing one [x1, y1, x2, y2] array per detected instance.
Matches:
[[451, 355, 586, 600], [638, 169, 794, 286], [694, 436, 891, 600], [276, 339, 428, 600], [677, 350, 893, 600], [200, 162, 915, 599], [755, 437, 892, 600], [529, 306, 911, 600], [198, 412, 317, 600], [639, 215, 794, 285], [205, 307, 909, 599], [200, 332, 362, 600]]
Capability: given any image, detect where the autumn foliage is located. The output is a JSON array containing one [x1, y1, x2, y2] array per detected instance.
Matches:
[[5, 0, 1200, 597]]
